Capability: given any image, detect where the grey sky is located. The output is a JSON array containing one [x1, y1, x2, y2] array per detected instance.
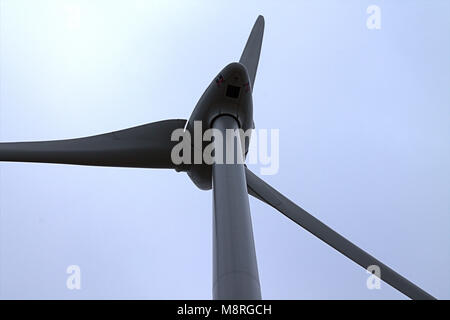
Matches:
[[1, 0, 449, 299]]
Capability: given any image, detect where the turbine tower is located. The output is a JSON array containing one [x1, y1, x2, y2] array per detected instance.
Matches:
[[0, 16, 435, 300]]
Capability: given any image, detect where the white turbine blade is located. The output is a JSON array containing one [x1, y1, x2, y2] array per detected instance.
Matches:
[[239, 15, 265, 90], [245, 167, 436, 300], [0, 119, 187, 169]]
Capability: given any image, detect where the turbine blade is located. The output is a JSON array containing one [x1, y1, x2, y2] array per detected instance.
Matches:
[[245, 167, 436, 300], [0, 119, 187, 170], [239, 15, 264, 90]]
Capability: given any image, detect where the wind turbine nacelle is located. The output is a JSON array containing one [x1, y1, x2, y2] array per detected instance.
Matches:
[[185, 62, 254, 190], [187, 62, 254, 133]]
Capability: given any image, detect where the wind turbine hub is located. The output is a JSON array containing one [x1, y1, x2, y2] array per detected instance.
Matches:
[[185, 62, 254, 190], [186, 62, 253, 134]]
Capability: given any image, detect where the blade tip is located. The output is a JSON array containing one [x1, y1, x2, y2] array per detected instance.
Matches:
[[257, 15, 265, 26]]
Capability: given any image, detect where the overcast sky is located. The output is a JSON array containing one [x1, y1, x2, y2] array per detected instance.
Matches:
[[1, 0, 449, 299]]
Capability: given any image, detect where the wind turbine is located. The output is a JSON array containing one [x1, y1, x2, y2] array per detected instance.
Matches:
[[0, 16, 435, 300]]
